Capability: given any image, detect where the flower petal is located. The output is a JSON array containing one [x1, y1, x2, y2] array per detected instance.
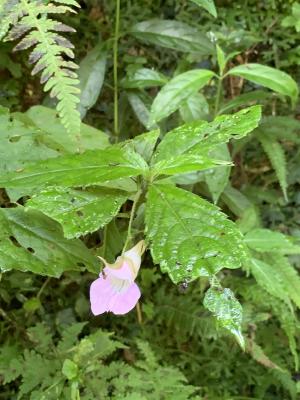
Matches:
[[108, 282, 141, 315], [90, 274, 115, 315], [105, 260, 134, 282]]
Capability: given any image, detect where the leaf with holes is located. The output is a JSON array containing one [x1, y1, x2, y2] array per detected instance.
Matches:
[[149, 69, 214, 124], [26, 187, 127, 238], [151, 106, 261, 177], [203, 287, 244, 348], [0, 146, 148, 190], [145, 184, 249, 283], [130, 19, 213, 54], [0, 207, 98, 276]]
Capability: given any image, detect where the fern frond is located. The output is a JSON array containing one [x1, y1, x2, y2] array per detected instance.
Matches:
[[1, 0, 81, 134]]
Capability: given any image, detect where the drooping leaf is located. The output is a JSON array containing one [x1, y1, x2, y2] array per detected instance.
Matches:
[[189, 0, 217, 17], [130, 19, 213, 54], [145, 184, 249, 283], [218, 90, 269, 114], [205, 144, 231, 204], [227, 64, 298, 105], [127, 92, 158, 130], [121, 68, 168, 89], [0, 207, 98, 276], [25, 106, 109, 153], [149, 69, 214, 124], [26, 187, 127, 239], [245, 229, 300, 254], [203, 287, 244, 348], [151, 106, 261, 176], [77, 44, 106, 118], [0, 146, 148, 190]]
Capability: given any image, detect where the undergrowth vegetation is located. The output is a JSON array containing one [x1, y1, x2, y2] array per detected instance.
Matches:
[[1, 0, 300, 399]]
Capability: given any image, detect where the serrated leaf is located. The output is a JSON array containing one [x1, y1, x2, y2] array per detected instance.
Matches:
[[153, 106, 261, 163], [26, 187, 127, 238], [189, 0, 217, 17], [0, 207, 98, 276], [78, 44, 106, 118], [151, 106, 261, 177], [0, 146, 147, 190], [62, 359, 78, 380], [128, 130, 160, 162], [203, 287, 244, 348], [258, 133, 288, 201], [121, 68, 168, 89], [245, 229, 300, 254], [250, 258, 291, 305], [130, 19, 213, 54], [145, 184, 249, 283], [149, 69, 214, 124], [227, 64, 298, 105]]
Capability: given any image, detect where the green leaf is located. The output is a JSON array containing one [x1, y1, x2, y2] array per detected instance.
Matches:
[[62, 359, 78, 380], [245, 229, 300, 254], [149, 69, 214, 124], [25, 106, 109, 153], [78, 44, 106, 119], [127, 92, 158, 130], [0, 207, 98, 276], [189, 0, 217, 17], [227, 64, 299, 105], [152, 106, 261, 176], [26, 187, 127, 239], [130, 19, 214, 54], [145, 184, 249, 283], [205, 144, 231, 204], [250, 258, 291, 305], [258, 133, 288, 201], [218, 90, 269, 114], [216, 44, 226, 73], [179, 93, 209, 123], [121, 68, 168, 89], [203, 287, 244, 348], [0, 146, 147, 190], [128, 130, 160, 162]]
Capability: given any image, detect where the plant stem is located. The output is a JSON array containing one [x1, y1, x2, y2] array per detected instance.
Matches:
[[113, 0, 121, 141], [214, 76, 223, 117], [122, 189, 142, 254], [136, 301, 143, 325]]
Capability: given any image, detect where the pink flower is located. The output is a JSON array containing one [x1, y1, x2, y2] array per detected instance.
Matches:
[[90, 241, 145, 315]]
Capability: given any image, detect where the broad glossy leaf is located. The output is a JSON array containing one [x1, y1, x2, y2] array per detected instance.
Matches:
[[245, 229, 300, 254], [121, 68, 168, 89], [228, 64, 298, 104], [190, 0, 217, 17], [0, 207, 98, 276], [26, 187, 127, 239], [130, 20, 213, 54], [145, 184, 249, 283], [0, 146, 148, 189], [25, 106, 109, 153], [153, 106, 261, 163], [149, 69, 214, 124], [205, 144, 231, 204], [78, 44, 106, 118], [179, 93, 209, 123], [218, 90, 269, 114], [203, 287, 244, 348]]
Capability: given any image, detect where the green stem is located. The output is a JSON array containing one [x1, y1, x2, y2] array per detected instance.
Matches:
[[122, 189, 142, 254], [214, 76, 223, 117], [113, 0, 121, 141]]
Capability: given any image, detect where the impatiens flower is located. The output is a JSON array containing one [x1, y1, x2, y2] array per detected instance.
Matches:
[[90, 240, 145, 316]]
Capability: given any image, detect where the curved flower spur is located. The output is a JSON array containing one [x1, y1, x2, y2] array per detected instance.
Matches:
[[90, 241, 146, 315]]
